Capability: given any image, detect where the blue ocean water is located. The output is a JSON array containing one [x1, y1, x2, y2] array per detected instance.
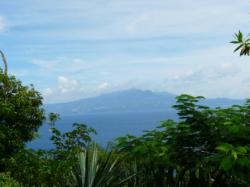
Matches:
[[28, 110, 177, 149]]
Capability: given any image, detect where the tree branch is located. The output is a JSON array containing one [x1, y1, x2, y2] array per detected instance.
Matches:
[[0, 50, 8, 75]]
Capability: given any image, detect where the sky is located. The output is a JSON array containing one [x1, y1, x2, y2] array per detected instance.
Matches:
[[0, 0, 250, 103]]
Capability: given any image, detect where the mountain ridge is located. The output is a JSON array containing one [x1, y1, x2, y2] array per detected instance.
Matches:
[[44, 89, 244, 116]]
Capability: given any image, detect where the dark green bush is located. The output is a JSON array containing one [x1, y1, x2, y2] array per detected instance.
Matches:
[[0, 70, 44, 166]]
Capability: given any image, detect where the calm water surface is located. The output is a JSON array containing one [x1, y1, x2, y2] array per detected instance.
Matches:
[[28, 110, 177, 149]]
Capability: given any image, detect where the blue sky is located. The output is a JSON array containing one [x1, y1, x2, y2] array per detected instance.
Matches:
[[0, 0, 250, 103]]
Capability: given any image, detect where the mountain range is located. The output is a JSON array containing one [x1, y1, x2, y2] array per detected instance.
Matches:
[[44, 89, 244, 116]]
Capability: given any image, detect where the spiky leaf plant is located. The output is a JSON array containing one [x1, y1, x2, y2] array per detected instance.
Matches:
[[73, 143, 134, 187]]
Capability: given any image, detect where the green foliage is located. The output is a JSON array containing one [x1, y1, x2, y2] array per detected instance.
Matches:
[[231, 31, 250, 56], [7, 117, 97, 187], [73, 143, 133, 187], [115, 94, 250, 187], [0, 70, 44, 168], [50, 123, 96, 152], [47, 112, 60, 126], [0, 172, 21, 187], [7, 121, 132, 187]]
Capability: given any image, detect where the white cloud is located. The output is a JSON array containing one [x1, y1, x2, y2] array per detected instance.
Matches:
[[41, 77, 112, 102], [58, 76, 78, 93], [97, 82, 109, 90]]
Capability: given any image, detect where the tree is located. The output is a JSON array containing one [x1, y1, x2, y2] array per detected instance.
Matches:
[[115, 95, 250, 186], [0, 51, 44, 166]]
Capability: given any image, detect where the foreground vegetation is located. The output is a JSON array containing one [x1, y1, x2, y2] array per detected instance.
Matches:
[[0, 68, 249, 187]]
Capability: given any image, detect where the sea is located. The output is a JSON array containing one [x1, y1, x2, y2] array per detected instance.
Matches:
[[28, 110, 177, 149]]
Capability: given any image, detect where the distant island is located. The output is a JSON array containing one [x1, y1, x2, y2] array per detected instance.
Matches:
[[45, 89, 244, 116]]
